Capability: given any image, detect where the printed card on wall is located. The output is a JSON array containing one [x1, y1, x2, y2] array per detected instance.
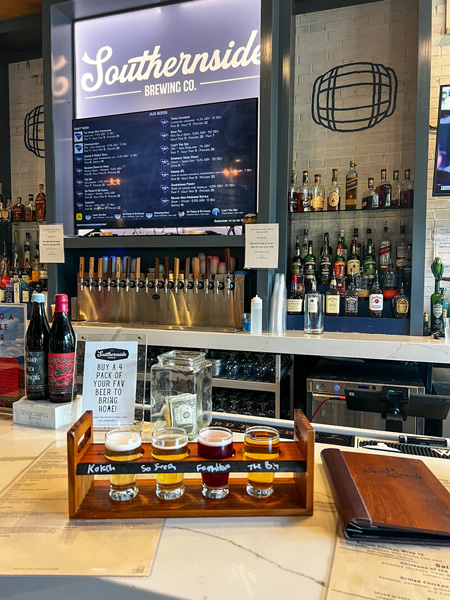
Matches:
[[82, 341, 138, 427], [0, 304, 26, 411]]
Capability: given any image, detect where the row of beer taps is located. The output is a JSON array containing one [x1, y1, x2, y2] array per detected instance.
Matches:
[[79, 249, 236, 299]]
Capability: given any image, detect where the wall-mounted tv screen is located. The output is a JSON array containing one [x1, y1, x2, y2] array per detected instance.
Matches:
[[434, 85, 450, 196], [72, 98, 258, 230]]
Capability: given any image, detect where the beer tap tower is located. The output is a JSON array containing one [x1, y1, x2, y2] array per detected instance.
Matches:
[[77, 252, 245, 331]]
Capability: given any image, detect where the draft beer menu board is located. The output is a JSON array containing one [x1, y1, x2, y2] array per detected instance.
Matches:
[[72, 98, 258, 230]]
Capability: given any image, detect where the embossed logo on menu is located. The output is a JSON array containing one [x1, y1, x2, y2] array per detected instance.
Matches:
[[362, 467, 422, 479]]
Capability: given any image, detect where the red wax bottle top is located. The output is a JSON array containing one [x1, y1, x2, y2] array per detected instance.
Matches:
[[54, 293, 69, 314]]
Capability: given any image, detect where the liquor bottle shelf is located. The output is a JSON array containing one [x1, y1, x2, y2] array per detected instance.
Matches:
[[64, 234, 245, 250], [289, 207, 413, 220], [287, 315, 410, 335]]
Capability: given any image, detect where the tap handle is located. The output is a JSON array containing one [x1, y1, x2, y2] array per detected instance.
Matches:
[[174, 257, 180, 280], [97, 257, 103, 279], [184, 257, 190, 280], [194, 257, 199, 280], [225, 247, 231, 273], [164, 256, 169, 281], [115, 257, 121, 279], [79, 256, 85, 279], [205, 256, 210, 281], [135, 257, 141, 279], [88, 256, 94, 280], [155, 257, 160, 281]]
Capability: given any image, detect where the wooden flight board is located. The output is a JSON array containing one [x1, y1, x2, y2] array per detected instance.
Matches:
[[67, 410, 315, 519]]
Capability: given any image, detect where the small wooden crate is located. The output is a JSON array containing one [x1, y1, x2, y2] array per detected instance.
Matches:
[[67, 410, 314, 519]]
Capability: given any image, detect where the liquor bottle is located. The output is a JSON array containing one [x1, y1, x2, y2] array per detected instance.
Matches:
[[48, 294, 76, 403], [21, 258, 32, 285], [353, 228, 362, 259], [320, 232, 332, 256], [319, 234, 332, 285], [369, 270, 384, 317], [325, 278, 340, 316], [361, 177, 379, 209], [363, 237, 377, 281], [5, 279, 13, 303], [300, 228, 309, 261], [345, 160, 358, 210], [392, 284, 409, 319], [390, 170, 402, 209], [11, 230, 19, 274], [347, 239, 360, 276], [345, 273, 359, 317], [382, 261, 398, 300], [25, 293, 50, 400], [12, 196, 24, 222], [403, 243, 412, 286], [310, 174, 325, 212], [1, 198, 11, 222], [376, 169, 391, 209], [35, 184, 46, 221], [24, 194, 36, 222], [24, 232, 31, 265], [396, 225, 408, 270], [288, 170, 299, 213], [287, 275, 303, 315], [299, 171, 311, 212], [32, 243, 40, 287], [379, 221, 391, 271], [327, 169, 340, 211], [304, 278, 324, 334], [441, 288, 449, 322], [400, 169, 414, 208], [338, 230, 347, 259], [430, 280, 444, 334], [303, 241, 316, 282], [333, 243, 346, 279], [291, 235, 302, 276], [423, 312, 429, 336]]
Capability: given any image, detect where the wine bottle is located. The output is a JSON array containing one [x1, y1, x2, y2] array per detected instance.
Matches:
[[48, 294, 76, 403], [25, 293, 50, 400]]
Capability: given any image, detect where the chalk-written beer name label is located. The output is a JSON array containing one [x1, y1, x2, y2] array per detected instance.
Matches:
[[196, 463, 232, 473], [247, 461, 280, 472]]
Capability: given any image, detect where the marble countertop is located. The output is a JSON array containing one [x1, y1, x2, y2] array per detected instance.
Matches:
[[73, 323, 450, 364], [1, 414, 449, 600]]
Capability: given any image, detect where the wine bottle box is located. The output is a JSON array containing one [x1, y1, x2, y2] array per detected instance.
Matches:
[[13, 396, 82, 429]]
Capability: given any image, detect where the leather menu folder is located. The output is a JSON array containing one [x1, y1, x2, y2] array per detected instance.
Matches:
[[321, 448, 450, 545]]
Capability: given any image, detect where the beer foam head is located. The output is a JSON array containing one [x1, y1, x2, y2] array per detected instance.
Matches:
[[105, 429, 141, 452], [198, 427, 232, 447]]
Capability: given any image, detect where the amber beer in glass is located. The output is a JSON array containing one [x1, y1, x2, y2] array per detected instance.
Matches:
[[244, 426, 280, 498], [152, 427, 189, 500], [197, 427, 233, 499], [104, 428, 142, 501]]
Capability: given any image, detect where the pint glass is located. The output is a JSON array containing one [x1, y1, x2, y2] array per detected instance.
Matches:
[[197, 426, 233, 499], [152, 427, 189, 500], [104, 427, 142, 501], [244, 426, 280, 498]]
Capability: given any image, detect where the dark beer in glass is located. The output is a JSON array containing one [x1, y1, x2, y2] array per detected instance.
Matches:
[[197, 427, 233, 499]]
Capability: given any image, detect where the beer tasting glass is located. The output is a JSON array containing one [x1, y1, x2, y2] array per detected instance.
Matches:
[[152, 427, 189, 500], [104, 427, 142, 501], [244, 426, 280, 498], [197, 426, 234, 499]]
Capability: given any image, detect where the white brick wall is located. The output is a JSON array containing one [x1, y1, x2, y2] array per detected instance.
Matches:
[[426, 0, 450, 306], [292, 0, 418, 266], [9, 59, 45, 201]]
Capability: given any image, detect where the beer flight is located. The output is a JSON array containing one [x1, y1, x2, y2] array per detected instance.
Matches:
[[104, 425, 281, 502]]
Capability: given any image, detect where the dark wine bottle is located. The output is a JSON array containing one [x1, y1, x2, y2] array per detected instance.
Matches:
[[48, 294, 76, 403], [25, 293, 50, 400]]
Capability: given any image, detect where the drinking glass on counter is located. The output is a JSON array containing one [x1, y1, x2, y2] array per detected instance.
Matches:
[[197, 427, 234, 499], [152, 427, 189, 500], [104, 427, 142, 501], [244, 426, 280, 498]]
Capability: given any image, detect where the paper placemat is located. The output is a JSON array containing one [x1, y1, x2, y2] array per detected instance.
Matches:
[[0, 442, 162, 576]]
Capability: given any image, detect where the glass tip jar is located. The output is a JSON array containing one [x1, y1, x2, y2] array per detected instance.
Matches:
[[150, 350, 212, 440]]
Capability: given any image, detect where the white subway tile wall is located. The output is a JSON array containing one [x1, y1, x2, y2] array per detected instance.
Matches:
[[292, 0, 418, 292], [8, 59, 45, 202]]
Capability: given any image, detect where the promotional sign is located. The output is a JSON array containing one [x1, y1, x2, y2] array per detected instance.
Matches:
[[245, 224, 279, 269], [82, 341, 139, 427], [74, 0, 261, 118], [0, 305, 26, 411]]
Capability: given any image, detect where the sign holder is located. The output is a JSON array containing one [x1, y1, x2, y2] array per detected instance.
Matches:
[[76, 332, 148, 430]]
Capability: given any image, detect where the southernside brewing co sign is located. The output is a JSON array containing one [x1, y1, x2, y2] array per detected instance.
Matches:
[[74, 0, 261, 119]]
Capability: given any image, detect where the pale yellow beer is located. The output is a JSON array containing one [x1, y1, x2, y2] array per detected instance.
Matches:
[[152, 427, 188, 500], [105, 428, 142, 501], [244, 426, 280, 498]]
